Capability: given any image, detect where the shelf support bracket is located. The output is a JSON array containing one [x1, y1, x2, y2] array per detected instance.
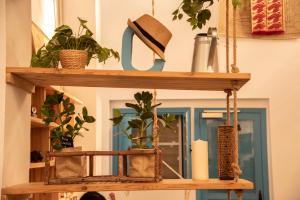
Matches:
[[6, 72, 35, 93]]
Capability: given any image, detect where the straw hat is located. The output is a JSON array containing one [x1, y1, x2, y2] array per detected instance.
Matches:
[[128, 14, 172, 61]]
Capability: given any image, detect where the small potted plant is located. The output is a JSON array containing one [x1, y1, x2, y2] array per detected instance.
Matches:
[[41, 92, 95, 178], [110, 91, 175, 178], [31, 17, 119, 69]]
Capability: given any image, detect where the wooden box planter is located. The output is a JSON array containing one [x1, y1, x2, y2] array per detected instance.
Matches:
[[44, 149, 162, 184]]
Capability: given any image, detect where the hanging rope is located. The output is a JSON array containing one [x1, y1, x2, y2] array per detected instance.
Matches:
[[231, 4, 240, 73], [153, 89, 159, 148], [232, 86, 242, 181], [225, 89, 232, 126], [152, 0, 156, 63], [231, 1, 242, 181], [151, 0, 159, 149], [226, 0, 230, 73], [223, 1, 242, 182]]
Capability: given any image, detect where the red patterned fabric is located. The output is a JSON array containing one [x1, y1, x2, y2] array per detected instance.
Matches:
[[251, 0, 284, 34]]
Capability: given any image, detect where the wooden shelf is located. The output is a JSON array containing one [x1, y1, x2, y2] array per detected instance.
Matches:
[[45, 86, 83, 105], [30, 160, 55, 169], [31, 117, 57, 128], [6, 67, 250, 93], [1, 179, 253, 195]]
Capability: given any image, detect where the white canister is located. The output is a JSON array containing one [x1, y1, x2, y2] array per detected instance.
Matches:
[[192, 139, 209, 180]]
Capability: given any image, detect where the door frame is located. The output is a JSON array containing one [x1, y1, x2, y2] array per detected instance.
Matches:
[[112, 107, 192, 178], [194, 108, 269, 200]]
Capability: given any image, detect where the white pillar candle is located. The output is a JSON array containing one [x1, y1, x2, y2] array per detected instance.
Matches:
[[192, 139, 209, 180]]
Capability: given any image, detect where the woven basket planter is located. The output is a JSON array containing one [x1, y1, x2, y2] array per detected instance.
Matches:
[[59, 50, 88, 69], [55, 147, 87, 179], [217, 125, 234, 180], [128, 149, 158, 178]]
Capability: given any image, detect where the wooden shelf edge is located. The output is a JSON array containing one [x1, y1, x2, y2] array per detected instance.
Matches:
[[31, 117, 57, 128], [1, 179, 254, 195], [6, 67, 251, 92], [30, 160, 55, 169]]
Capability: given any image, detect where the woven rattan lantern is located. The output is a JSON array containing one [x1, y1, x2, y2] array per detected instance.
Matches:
[[217, 125, 234, 180]]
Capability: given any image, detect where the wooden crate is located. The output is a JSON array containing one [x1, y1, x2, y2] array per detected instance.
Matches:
[[44, 149, 162, 184]]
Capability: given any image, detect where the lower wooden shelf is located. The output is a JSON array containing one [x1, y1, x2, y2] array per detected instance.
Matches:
[[1, 179, 253, 195]]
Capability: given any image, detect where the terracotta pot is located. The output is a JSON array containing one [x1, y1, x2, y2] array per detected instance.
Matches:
[[128, 149, 155, 178], [59, 50, 88, 69], [55, 147, 87, 178]]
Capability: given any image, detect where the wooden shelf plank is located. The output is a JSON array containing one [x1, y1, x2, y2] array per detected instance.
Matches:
[[6, 67, 250, 91], [1, 179, 253, 195], [31, 117, 57, 128], [30, 160, 55, 169]]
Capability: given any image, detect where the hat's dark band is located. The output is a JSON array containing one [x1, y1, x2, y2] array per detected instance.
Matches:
[[133, 21, 165, 52]]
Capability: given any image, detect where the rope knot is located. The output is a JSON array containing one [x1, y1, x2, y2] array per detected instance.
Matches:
[[231, 163, 242, 182], [231, 64, 240, 73]]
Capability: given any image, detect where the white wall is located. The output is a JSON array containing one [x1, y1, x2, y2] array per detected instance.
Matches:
[[3, 0, 32, 191], [99, 1, 300, 200], [0, 0, 6, 194], [31, 0, 56, 38]]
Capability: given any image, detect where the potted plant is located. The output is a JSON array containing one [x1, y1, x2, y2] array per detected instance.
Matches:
[[41, 92, 95, 178], [110, 91, 175, 178], [31, 17, 119, 69]]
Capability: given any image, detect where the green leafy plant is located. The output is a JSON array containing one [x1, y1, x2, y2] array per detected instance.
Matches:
[[110, 91, 176, 149], [172, 0, 241, 30], [31, 17, 119, 67], [41, 92, 96, 150]]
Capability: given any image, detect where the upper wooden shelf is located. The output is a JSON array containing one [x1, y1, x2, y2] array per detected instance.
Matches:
[[1, 179, 253, 195], [6, 67, 250, 93]]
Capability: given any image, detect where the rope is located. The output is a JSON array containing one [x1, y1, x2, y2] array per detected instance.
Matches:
[[232, 87, 242, 181], [231, 0, 242, 181], [152, 0, 156, 63], [225, 89, 232, 126], [231, 4, 240, 73], [153, 89, 159, 147], [226, 0, 230, 73], [151, 0, 159, 148]]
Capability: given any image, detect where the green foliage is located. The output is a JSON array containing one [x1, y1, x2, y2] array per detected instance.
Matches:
[[172, 0, 218, 30], [110, 91, 176, 149], [172, 0, 242, 30], [41, 92, 96, 150], [31, 17, 120, 68]]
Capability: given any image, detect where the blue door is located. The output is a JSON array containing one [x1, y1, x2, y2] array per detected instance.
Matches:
[[195, 108, 269, 200]]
